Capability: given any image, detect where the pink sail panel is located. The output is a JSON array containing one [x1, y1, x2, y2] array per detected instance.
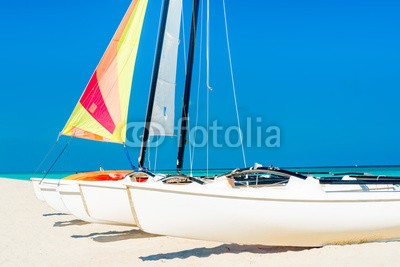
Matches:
[[79, 73, 116, 133]]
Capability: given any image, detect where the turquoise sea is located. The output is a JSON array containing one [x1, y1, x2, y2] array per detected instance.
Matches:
[[2, 166, 400, 180]]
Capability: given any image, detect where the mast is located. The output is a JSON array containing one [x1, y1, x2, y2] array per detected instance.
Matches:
[[177, 0, 200, 172], [138, 0, 171, 169]]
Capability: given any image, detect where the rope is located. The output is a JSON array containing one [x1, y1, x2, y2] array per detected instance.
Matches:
[[206, 0, 212, 90], [60, 138, 72, 172], [222, 0, 247, 167], [147, 138, 151, 170], [205, 0, 212, 176], [42, 137, 73, 179], [154, 137, 159, 172], [206, 80, 210, 177], [189, 0, 204, 174], [181, 0, 188, 71], [33, 138, 59, 177], [124, 143, 136, 170]]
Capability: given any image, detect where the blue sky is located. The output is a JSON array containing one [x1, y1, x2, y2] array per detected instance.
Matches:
[[0, 0, 399, 172]]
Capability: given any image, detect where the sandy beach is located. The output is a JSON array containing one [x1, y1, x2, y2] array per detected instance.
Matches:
[[1, 178, 400, 266]]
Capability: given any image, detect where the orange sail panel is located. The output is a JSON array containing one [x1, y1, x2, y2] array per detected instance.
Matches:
[[61, 0, 148, 143]]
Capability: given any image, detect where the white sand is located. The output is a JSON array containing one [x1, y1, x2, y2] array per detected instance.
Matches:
[[1, 178, 400, 267]]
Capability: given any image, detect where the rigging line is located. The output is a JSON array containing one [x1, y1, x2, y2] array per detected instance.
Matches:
[[206, 0, 211, 177], [61, 138, 72, 172], [123, 143, 136, 170], [206, 75, 210, 177], [189, 0, 204, 174], [154, 137, 158, 172], [42, 137, 73, 179], [206, 0, 212, 90], [187, 109, 192, 171], [181, 0, 188, 71], [148, 137, 152, 171], [222, 0, 247, 167], [33, 138, 59, 178]]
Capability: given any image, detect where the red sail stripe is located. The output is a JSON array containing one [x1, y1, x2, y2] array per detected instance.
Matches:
[[79, 72, 116, 133]]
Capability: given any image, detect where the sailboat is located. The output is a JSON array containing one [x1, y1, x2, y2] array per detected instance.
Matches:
[[30, 0, 149, 219], [61, 0, 182, 226], [32, 0, 183, 226], [124, 0, 400, 246], [32, 0, 400, 246]]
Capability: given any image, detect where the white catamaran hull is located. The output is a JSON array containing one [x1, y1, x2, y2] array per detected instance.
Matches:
[[57, 183, 115, 224], [127, 179, 400, 247], [77, 181, 136, 226], [38, 179, 71, 214], [30, 178, 45, 201]]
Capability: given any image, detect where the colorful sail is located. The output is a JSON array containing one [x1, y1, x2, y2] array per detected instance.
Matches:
[[149, 0, 182, 136], [61, 0, 148, 143]]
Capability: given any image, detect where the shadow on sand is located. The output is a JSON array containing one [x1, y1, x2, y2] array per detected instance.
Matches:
[[140, 244, 318, 261], [53, 219, 90, 227], [71, 229, 160, 243], [43, 213, 68, 217]]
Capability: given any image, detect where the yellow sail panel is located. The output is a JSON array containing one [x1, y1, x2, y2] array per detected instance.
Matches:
[[117, 0, 148, 140], [62, 103, 115, 142], [61, 0, 148, 144]]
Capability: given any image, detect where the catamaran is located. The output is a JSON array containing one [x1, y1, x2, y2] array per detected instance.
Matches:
[[31, 0, 147, 221], [124, 0, 400, 247], [30, 0, 149, 218], [66, 0, 183, 226], [32, 0, 182, 226], [32, 0, 400, 246]]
